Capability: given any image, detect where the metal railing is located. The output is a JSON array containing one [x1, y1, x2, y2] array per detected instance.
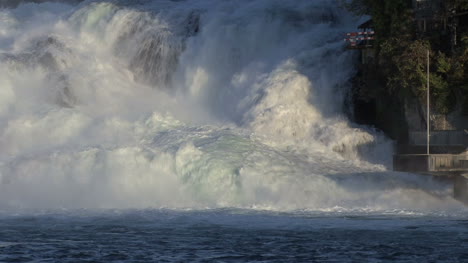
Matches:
[[394, 153, 468, 173], [429, 154, 468, 171]]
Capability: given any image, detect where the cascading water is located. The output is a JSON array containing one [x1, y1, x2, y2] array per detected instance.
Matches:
[[0, 0, 464, 213]]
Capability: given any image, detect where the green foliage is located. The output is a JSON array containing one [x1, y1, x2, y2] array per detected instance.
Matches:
[[345, 0, 468, 115], [342, 0, 413, 39], [447, 0, 468, 10], [384, 40, 428, 96], [449, 45, 468, 114]]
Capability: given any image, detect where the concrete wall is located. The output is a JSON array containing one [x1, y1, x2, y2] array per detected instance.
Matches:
[[394, 155, 430, 173], [409, 131, 468, 146], [396, 145, 467, 154], [454, 175, 468, 205]]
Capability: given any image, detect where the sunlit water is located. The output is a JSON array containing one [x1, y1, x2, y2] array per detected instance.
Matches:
[[0, 0, 467, 261]]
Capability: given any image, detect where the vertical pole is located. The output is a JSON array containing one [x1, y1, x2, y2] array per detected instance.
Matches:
[[427, 49, 430, 155]]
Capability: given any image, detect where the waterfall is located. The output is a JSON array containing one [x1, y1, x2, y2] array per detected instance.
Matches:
[[0, 0, 462, 213]]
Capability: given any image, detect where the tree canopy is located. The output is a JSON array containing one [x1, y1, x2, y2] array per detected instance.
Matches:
[[345, 0, 468, 115]]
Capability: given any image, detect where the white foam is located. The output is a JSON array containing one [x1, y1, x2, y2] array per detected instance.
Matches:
[[0, 0, 465, 214]]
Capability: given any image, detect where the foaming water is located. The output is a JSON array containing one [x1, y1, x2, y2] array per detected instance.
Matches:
[[0, 0, 465, 214]]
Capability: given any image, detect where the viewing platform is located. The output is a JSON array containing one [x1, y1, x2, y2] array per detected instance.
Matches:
[[394, 153, 468, 175], [393, 130, 468, 204], [394, 130, 468, 174]]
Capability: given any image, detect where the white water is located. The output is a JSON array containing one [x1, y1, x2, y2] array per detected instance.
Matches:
[[0, 0, 464, 213]]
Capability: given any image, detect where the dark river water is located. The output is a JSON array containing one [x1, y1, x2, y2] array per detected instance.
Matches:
[[1, 210, 467, 262]]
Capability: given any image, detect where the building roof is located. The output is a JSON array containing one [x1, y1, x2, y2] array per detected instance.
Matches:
[[358, 19, 373, 30]]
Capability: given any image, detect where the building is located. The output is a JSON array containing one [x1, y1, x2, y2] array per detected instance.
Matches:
[[413, 0, 444, 32], [413, 0, 468, 48], [344, 19, 375, 64]]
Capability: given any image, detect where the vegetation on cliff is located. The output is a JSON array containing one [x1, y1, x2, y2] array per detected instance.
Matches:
[[343, 0, 468, 138]]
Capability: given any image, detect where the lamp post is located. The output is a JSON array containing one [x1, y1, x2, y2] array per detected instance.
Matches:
[[427, 49, 430, 155]]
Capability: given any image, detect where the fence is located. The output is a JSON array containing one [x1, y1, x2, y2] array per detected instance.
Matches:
[[394, 153, 468, 173]]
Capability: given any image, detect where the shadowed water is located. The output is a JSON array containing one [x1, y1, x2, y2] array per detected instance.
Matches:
[[1, 210, 468, 262]]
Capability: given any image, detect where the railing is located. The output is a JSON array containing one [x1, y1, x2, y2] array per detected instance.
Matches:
[[344, 31, 375, 49], [394, 153, 468, 173], [429, 154, 468, 171]]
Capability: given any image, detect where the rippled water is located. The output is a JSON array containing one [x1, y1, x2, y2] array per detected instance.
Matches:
[[1, 1, 468, 261], [0, 210, 467, 262]]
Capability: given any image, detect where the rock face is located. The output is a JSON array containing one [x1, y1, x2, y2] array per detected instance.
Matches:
[[0, 0, 83, 8], [351, 76, 468, 144], [404, 97, 426, 132]]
